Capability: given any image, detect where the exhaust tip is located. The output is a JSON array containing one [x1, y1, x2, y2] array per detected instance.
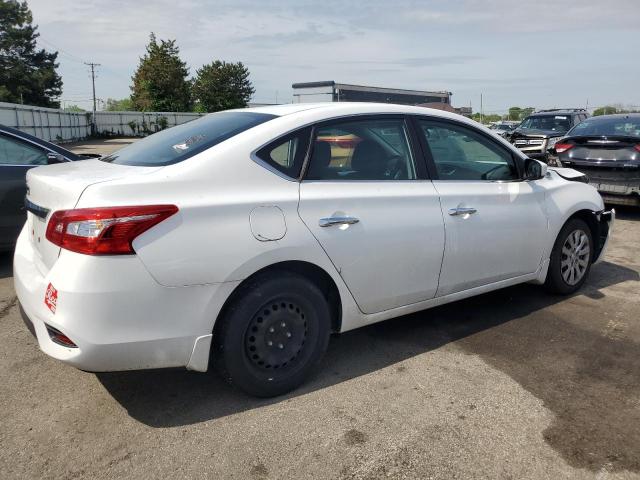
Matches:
[[45, 325, 78, 348]]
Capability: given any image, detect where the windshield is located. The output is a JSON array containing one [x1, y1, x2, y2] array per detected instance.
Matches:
[[568, 117, 640, 138], [101, 111, 276, 166], [519, 115, 571, 133]]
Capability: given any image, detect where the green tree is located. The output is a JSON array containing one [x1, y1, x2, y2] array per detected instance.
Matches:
[[130, 33, 191, 112], [63, 104, 85, 112], [591, 105, 640, 116], [470, 113, 501, 124], [105, 97, 134, 111], [0, 0, 63, 107], [507, 107, 522, 121], [507, 106, 535, 121], [192, 60, 254, 112]]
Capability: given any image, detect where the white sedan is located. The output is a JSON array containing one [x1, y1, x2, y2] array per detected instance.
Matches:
[[14, 103, 614, 397]]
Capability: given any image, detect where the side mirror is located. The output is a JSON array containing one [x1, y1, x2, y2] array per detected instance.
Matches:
[[523, 158, 547, 180], [46, 152, 65, 164]]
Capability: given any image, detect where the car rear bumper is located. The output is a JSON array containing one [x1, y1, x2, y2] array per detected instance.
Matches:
[[558, 163, 640, 204], [13, 226, 234, 372]]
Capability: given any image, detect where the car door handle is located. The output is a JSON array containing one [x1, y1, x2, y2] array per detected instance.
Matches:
[[319, 216, 360, 227], [448, 207, 477, 216]]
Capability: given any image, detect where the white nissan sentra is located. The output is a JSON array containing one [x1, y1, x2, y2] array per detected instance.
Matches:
[[15, 103, 614, 397]]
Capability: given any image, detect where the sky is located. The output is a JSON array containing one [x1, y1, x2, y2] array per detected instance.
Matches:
[[27, 0, 640, 114]]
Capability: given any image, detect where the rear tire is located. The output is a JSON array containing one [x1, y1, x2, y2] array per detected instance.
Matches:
[[213, 271, 331, 397], [545, 218, 593, 294]]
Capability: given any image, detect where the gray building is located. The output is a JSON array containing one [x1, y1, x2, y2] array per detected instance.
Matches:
[[292, 81, 451, 106]]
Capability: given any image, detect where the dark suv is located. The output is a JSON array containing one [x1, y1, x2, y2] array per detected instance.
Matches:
[[509, 109, 590, 162]]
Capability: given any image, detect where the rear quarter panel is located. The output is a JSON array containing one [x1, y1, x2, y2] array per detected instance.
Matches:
[[75, 129, 366, 332]]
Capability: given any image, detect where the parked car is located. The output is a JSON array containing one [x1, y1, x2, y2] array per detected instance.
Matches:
[[551, 114, 640, 206], [489, 121, 518, 138], [0, 125, 92, 251], [510, 109, 589, 162], [14, 103, 613, 397]]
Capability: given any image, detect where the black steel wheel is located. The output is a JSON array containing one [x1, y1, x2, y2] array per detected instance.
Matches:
[[245, 300, 308, 371], [213, 270, 331, 397]]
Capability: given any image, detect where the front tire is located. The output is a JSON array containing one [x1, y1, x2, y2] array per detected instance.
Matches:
[[213, 271, 331, 397], [545, 218, 593, 294]]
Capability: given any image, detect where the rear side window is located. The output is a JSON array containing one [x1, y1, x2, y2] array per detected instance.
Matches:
[[255, 128, 311, 178], [102, 111, 276, 166], [305, 118, 417, 181]]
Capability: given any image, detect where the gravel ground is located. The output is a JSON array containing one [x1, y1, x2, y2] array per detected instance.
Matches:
[[1, 185, 638, 479]]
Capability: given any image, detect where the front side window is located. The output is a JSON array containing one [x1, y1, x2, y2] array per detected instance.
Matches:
[[418, 120, 519, 181], [305, 118, 417, 181], [0, 135, 48, 166], [102, 111, 276, 167]]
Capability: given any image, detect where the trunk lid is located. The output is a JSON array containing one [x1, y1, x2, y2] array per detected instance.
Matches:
[[25, 160, 162, 274], [563, 135, 640, 163]]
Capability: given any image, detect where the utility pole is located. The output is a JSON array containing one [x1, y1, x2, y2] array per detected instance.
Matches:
[[480, 93, 483, 124], [85, 62, 100, 135]]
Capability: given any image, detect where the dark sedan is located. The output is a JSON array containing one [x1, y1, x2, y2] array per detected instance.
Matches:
[[552, 114, 640, 206], [0, 125, 90, 250]]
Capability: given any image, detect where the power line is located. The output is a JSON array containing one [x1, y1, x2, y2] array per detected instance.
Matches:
[[38, 37, 88, 64]]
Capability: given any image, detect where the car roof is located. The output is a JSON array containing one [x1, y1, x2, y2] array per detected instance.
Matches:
[[0, 124, 81, 160], [583, 113, 640, 120], [233, 102, 474, 124], [529, 110, 585, 117]]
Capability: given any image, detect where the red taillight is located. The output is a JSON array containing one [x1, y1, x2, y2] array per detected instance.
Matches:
[[554, 143, 574, 153], [634, 144, 640, 153], [46, 205, 178, 255]]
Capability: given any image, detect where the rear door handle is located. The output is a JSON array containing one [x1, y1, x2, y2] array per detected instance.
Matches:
[[448, 207, 477, 216], [319, 216, 360, 227]]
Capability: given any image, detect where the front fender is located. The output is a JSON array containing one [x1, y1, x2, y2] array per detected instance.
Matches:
[[543, 172, 604, 259]]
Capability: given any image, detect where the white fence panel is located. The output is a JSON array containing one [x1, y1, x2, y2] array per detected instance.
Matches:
[[0, 102, 205, 143], [94, 111, 204, 137], [0, 102, 91, 142]]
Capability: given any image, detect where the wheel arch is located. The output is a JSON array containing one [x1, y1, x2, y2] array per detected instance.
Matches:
[[563, 208, 604, 261], [213, 260, 343, 339]]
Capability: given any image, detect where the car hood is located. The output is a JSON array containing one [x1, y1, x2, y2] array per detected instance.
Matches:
[[512, 129, 567, 138], [548, 166, 589, 182]]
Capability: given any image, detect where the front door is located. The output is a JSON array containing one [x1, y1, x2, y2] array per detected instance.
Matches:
[[298, 116, 445, 314], [414, 118, 548, 297]]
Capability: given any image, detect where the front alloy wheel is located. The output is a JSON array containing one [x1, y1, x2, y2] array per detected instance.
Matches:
[[545, 218, 593, 294], [560, 229, 591, 286]]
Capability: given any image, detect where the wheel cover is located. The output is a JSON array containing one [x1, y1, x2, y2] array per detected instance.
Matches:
[[244, 300, 308, 370], [560, 228, 590, 286]]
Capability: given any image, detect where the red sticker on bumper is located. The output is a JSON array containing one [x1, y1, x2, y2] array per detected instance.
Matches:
[[44, 283, 58, 314]]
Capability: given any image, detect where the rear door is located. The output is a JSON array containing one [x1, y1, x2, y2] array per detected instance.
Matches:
[[414, 117, 548, 297], [0, 133, 49, 247], [298, 115, 445, 314]]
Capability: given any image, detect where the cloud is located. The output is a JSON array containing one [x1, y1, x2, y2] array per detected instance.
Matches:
[[24, 0, 640, 112], [236, 23, 345, 48], [335, 56, 482, 67]]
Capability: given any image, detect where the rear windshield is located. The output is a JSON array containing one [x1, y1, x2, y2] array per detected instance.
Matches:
[[568, 117, 640, 138], [101, 111, 276, 166]]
